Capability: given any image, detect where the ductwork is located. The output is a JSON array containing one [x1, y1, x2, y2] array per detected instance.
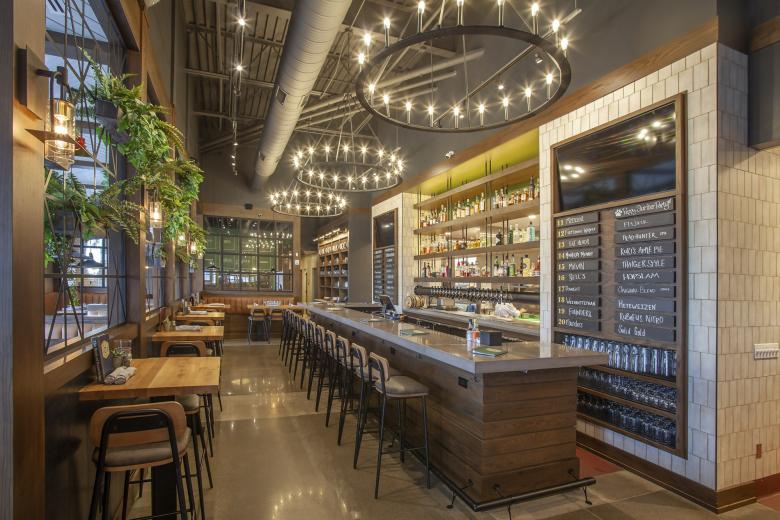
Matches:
[[251, 0, 352, 191]]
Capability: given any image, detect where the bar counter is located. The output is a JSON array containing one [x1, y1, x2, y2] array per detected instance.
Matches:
[[302, 303, 607, 508]]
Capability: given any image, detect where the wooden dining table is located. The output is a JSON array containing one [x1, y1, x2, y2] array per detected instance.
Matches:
[[174, 311, 225, 323], [80, 356, 221, 517], [151, 325, 225, 342], [190, 303, 231, 311]]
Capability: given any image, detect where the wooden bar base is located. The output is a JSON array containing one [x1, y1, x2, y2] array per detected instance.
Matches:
[[320, 317, 582, 505]]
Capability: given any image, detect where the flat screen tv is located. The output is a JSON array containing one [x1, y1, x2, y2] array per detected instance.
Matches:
[[555, 101, 678, 212], [373, 210, 395, 248]]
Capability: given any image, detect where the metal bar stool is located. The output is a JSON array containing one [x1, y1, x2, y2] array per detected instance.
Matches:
[[248, 307, 269, 343], [290, 316, 309, 381], [297, 317, 314, 389], [324, 333, 349, 428], [313, 325, 334, 412], [88, 402, 195, 520], [367, 353, 431, 499], [305, 321, 323, 400], [279, 310, 293, 358]]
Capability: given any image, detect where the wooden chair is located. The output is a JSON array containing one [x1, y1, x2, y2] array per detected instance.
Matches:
[[88, 402, 194, 520], [160, 340, 209, 357], [247, 307, 269, 343]]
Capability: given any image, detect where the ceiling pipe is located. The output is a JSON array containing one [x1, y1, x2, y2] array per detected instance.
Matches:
[[251, 0, 352, 192]]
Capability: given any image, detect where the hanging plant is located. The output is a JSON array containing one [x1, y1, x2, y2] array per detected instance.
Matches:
[[86, 53, 206, 263]]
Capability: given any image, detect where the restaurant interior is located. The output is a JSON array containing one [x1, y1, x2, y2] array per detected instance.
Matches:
[[3, 0, 780, 518]]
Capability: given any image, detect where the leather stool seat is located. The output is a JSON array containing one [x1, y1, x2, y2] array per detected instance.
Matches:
[[92, 428, 192, 469], [176, 394, 201, 413], [378, 376, 429, 398]]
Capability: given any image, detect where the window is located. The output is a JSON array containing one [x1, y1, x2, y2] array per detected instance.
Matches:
[[204, 216, 293, 292], [43, 0, 127, 355]]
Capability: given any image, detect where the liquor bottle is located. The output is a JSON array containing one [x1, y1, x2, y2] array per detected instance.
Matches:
[[529, 177, 536, 201], [528, 220, 536, 242], [493, 257, 500, 276], [522, 254, 531, 277], [508, 224, 514, 244], [533, 257, 541, 277], [480, 192, 486, 212], [503, 188, 509, 208], [509, 255, 517, 277], [533, 177, 540, 199], [495, 229, 503, 246]]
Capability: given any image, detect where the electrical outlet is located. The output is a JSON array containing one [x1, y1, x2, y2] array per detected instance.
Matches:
[[757, 444, 763, 459], [754, 343, 779, 360]]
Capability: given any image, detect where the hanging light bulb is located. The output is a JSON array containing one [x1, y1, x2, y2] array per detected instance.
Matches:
[[368, 82, 376, 103], [427, 104, 435, 127], [235, 63, 244, 72], [357, 51, 366, 68], [404, 100, 413, 123], [546, 72, 554, 99], [360, 144, 368, 162], [524, 87, 533, 111], [552, 19, 561, 45], [417, 1, 425, 32], [502, 96, 510, 120], [560, 36, 569, 56], [531, 2, 540, 33], [496, 0, 505, 26], [307, 146, 315, 156], [383, 17, 391, 46], [477, 102, 486, 126], [456, 0, 465, 25], [382, 93, 391, 115], [324, 144, 331, 161], [237, 16, 247, 27], [452, 105, 461, 129]]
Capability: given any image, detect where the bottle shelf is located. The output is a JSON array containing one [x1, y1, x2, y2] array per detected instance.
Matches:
[[414, 199, 540, 236], [577, 386, 676, 420], [413, 276, 540, 284], [415, 240, 540, 260]]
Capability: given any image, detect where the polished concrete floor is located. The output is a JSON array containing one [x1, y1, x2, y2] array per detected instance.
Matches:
[[131, 339, 780, 519]]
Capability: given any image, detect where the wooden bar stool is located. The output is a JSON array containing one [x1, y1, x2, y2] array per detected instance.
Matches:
[[88, 402, 195, 520]]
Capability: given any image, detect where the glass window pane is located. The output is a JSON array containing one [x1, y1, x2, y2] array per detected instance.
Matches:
[[258, 256, 275, 272], [241, 236, 257, 253], [203, 254, 221, 270], [278, 257, 292, 274], [241, 273, 258, 291], [223, 254, 240, 271], [222, 272, 241, 290], [204, 270, 219, 289], [223, 236, 240, 254], [241, 255, 257, 272], [205, 234, 221, 252]]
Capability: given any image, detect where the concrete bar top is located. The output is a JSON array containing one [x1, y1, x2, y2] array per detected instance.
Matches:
[[302, 303, 607, 375]]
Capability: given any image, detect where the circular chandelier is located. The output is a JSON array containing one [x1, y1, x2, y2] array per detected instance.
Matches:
[[292, 142, 404, 192], [269, 187, 347, 218], [354, 1, 574, 133]]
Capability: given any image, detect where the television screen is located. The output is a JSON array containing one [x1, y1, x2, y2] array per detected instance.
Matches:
[[555, 102, 677, 212], [374, 210, 395, 248]]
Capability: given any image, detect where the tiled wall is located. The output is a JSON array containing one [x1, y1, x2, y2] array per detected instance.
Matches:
[[538, 43, 720, 488], [371, 193, 417, 308], [716, 46, 780, 489]]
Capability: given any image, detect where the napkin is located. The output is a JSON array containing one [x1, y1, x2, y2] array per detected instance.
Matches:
[[104, 366, 137, 385], [207, 303, 225, 307], [175, 325, 203, 331], [188, 310, 209, 315]]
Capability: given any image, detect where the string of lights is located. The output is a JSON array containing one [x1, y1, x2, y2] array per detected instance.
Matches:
[[229, 0, 247, 175]]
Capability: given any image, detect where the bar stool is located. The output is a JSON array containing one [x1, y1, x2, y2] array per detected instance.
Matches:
[[248, 307, 269, 343], [306, 321, 325, 404], [279, 310, 293, 358], [349, 344, 400, 467], [285, 314, 304, 371], [324, 334, 350, 428], [316, 329, 339, 415], [88, 402, 195, 520], [297, 318, 314, 389], [365, 353, 431, 499], [160, 342, 214, 495]]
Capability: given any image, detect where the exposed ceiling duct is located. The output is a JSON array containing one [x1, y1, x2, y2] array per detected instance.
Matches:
[[250, 0, 352, 192]]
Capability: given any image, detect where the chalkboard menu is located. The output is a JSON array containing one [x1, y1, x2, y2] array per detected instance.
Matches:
[[554, 196, 681, 348]]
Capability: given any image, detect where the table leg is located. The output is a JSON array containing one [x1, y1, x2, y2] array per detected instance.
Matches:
[[150, 396, 179, 519]]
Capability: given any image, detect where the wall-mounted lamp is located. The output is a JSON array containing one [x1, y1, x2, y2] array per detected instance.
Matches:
[[37, 66, 76, 170]]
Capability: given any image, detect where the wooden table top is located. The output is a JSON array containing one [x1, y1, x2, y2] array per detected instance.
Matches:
[[247, 304, 302, 313], [191, 304, 231, 311], [79, 357, 221, 401], [175, 312, 225, 321], [151, 326, 224, 342]]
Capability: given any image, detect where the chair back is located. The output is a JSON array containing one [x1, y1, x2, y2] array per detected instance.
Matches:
[[324, 330, 337, 358], [160, 340, 207, 357], [335, 336, 350, 366], [369, 352, 392, 387], [315, 324, 325, 349], [350, 343, 368, 379], [89, 401, 187, 448], [250, 306, 267, 317]]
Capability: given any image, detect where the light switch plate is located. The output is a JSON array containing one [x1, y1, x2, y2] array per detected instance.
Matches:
[[754, 343, 779, 360]]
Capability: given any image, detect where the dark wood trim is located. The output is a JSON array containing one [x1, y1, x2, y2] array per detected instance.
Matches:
[[578, 433, 755, 514], [376, 17, 719, 204], [0, 1, 13, 516], [750, 16, 780, 53]]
